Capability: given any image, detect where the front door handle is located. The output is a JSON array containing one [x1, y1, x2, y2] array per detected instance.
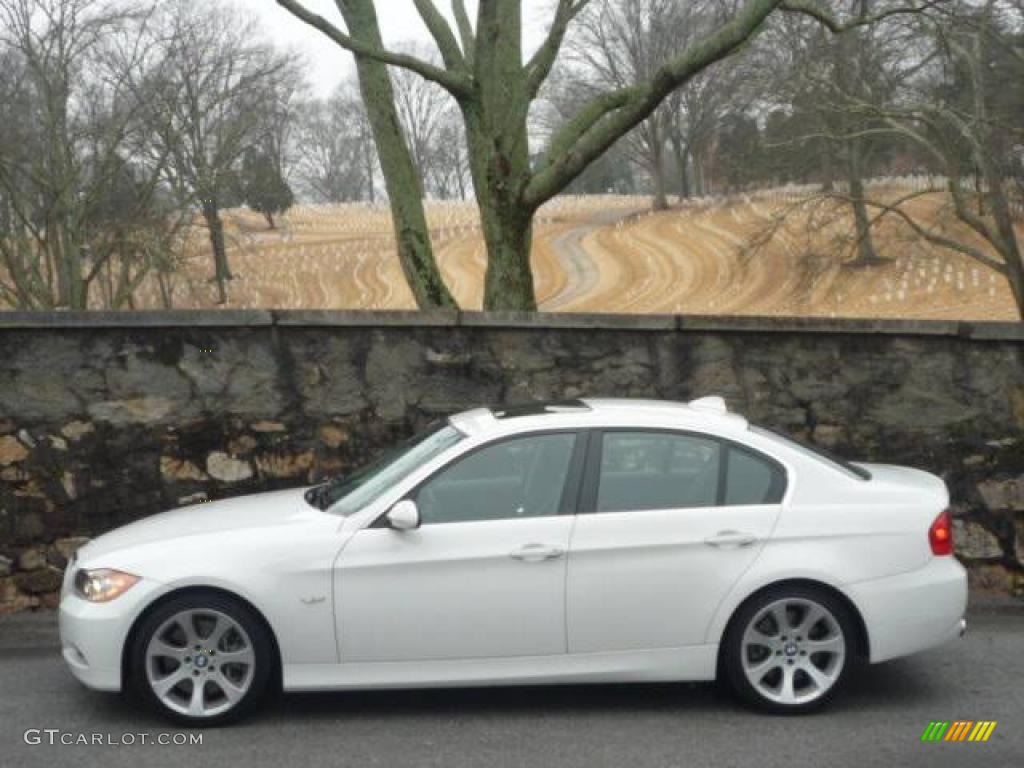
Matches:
[[704, 530, 758, 548], [510, 543, 565, 562]]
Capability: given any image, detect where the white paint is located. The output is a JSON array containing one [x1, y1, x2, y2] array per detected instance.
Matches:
[[60, 398, 967, 705]]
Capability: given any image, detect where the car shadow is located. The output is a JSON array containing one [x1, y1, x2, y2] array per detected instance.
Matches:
[[72, 655, 945, 727], [256, 656, 942, 723]]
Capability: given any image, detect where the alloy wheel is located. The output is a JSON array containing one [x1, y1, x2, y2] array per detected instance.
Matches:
[[144, 608, 256, 718], [739, 597, 846, 706]]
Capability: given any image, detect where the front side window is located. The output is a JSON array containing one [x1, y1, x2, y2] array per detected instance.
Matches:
[[415, 432, 578, 525], [597, 432, 721, 512], [318, 423, 465, 515]]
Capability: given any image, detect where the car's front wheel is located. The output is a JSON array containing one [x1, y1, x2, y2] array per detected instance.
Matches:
[[722, 585, 855, 713], [129, 592, 273, 725]]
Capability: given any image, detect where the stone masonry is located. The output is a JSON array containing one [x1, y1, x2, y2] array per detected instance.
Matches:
[[1, 310, 1022, 612]]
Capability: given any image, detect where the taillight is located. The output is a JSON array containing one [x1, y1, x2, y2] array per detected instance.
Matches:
[[929, 509, 953, 556]]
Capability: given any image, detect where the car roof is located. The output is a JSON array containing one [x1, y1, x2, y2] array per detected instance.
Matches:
[[448, 396, 750, 438]]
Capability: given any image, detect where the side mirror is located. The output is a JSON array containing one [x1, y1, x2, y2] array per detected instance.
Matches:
[[385, 499, 420, 531]]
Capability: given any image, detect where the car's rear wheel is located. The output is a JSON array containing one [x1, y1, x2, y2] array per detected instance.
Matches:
[[129, 593, 273, 725], [722, 585, 855, 713]]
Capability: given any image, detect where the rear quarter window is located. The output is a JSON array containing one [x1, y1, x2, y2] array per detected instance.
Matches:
[[725, 446, 786, 505]]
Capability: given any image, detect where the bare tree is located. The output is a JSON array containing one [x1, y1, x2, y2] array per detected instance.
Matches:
[[389, 42, 472, 200], [277, 0, 937, 310], [751, 1, 1023, 316], [315, 1, 456, 309], [140, 0, 298, 304], [862, 2, 1024, 313], [391, 42, 451, 183], [665, 62, 743, 198], [294, 82, 377, 203], [562, 0, 692, 209], [424, 107, 473, 199], [0, 0, 184, 309]]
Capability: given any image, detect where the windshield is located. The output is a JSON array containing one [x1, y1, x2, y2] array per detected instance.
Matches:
[[751, 426, 871, 481], [306, 422, 465, 514]]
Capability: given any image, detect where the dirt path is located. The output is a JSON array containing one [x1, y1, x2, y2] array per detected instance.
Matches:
[[542, 207, 644, 310]]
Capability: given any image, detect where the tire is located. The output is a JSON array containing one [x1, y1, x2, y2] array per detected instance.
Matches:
[[128, 591, 273, 726], [721, 584, 857, 714]]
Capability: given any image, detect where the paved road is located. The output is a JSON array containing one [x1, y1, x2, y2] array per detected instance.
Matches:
[[1, 605, 1021, 768]]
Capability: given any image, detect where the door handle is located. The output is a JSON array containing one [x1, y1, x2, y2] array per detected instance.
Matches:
[[704, 530, 758, 548], [509, 543, 565, 562]]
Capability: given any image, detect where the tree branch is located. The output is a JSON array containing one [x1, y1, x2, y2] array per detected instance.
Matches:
[[779, 0, 947, 33], [274, 0, 471, 96], [525, 0, 591, 97], [451, 0, 475, 65], [412, 0, 465, 69], [527, 0, 783, 208], [830, 190, 1009, 274]]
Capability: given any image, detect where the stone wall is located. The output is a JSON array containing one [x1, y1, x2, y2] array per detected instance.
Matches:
[[1, 310, 1022, 612]]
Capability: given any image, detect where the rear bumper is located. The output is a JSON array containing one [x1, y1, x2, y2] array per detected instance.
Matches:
[[845, 556, 968, 664]]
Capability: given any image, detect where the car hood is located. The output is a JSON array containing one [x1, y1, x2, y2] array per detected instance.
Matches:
[[77, 487, 317, 564]]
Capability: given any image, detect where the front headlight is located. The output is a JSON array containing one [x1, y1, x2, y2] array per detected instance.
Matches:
[[73, 569, 140, 603]]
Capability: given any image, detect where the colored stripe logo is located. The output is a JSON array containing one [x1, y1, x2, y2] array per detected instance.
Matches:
[[921, 721, 996, 742]]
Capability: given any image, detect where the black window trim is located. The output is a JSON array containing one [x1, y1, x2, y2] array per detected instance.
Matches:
[[372, 427, 589, 527], [577, 427, 789, 515]]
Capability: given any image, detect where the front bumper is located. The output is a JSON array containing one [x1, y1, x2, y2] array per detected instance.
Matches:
[[58, 578, 165, 692], [845, 555, 968, 664]]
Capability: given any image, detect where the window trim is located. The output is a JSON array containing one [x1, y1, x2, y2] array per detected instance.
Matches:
[[578, 428, 788, 515], [372, 428, 588, 527]]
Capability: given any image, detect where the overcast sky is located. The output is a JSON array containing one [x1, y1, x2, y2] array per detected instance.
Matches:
[[249, 1, 553, 96]]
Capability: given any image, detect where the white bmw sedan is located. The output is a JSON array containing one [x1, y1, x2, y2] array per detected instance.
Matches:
[[59, 397, 967, 724]]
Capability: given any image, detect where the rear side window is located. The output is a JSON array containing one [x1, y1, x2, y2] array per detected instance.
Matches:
[[591, 430, 786, 512], [596, 432, 722, 512], [725, 446, 786, 505]]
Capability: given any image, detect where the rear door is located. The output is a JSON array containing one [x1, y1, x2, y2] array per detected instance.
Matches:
[[566, 429, 785, 653]]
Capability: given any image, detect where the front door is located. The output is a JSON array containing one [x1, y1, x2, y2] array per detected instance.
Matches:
[[336, 431, 582, 662]]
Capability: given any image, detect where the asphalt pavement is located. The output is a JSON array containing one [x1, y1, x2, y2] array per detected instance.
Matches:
[[1, 599, 1021, 768]]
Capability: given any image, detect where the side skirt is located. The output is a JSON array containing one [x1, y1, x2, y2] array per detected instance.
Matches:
[[283, 645, 719, 691]]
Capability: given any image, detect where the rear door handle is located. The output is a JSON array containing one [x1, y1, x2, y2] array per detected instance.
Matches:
[[510, 543, 565, 562], [704, 530, 758, 548]]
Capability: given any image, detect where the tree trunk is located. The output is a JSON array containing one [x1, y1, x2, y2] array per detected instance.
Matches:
[[264, 212, 276, 229], [671, 136, 692, 199], [979, 161, 1024, 318], [479, 201, 536, 311], [466, 0, 537, 311], [844, 139, 882, 267], [340, 0, 455, 309], [692, 143, 706, 197], [819, 143, 835, 192], [361, 120, 376, 203], [157, 271, 174, 309], [651, 144, 669, 211], [51, 219, 86, 308], [1002, 243, 1024, 319], [201, 199, 231, 304], [648, 119, 668, 210]]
